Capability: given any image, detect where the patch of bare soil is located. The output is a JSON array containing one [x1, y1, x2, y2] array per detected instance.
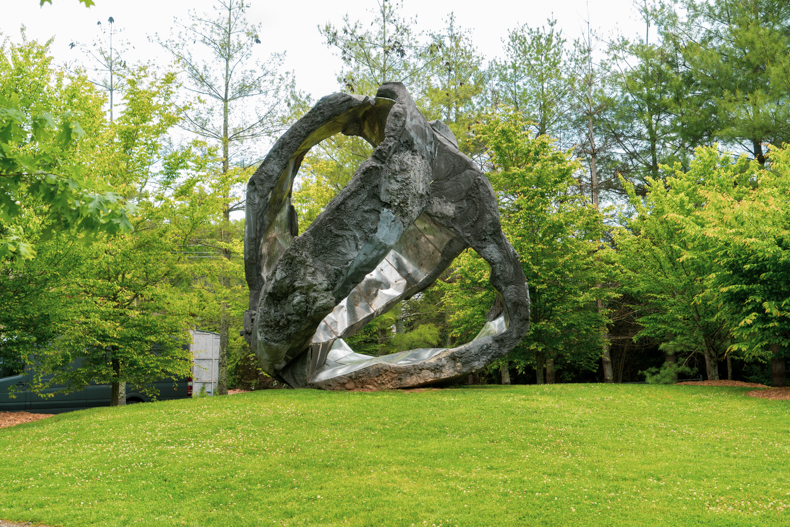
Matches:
[[676, 380, 769, 388], [747, 387, 790, 400], [0, 412, 54, 429]]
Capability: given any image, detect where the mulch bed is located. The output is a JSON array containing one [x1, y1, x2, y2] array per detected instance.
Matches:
[[0, 412, 54, 429], [746, 386, 790, 400], [676, 380, 769, 388], [675, 379, 790, 400]]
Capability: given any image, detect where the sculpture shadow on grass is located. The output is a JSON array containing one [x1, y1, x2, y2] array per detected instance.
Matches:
[[242, 82, 529, 390]]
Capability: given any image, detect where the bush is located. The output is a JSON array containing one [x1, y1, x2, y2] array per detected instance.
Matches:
[[641, 362, 697, 384]]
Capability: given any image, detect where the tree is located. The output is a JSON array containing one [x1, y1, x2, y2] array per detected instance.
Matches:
[[615, 146, 749, 380], [1, 37, 210, 404], [600, 1, 693, 194], [158, 0, 293, 395], [442, 111, 614, 384], [320, 0, 426, 96], [73, 15, 130, 122], [694, 145, 790, 386], [421, 14, 488, 156], [493, 19, 575, 145], [0, 34, 132, 261], [674, 0, 790, 164]]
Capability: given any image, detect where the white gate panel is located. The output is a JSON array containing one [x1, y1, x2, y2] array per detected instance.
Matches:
[[189, 330, 220, 396]]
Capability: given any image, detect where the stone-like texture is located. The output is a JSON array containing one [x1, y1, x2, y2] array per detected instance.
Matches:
[[243, 82, 530, 390]]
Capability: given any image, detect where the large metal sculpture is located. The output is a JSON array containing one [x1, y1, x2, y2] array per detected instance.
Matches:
[[242, 83, 529, 389]]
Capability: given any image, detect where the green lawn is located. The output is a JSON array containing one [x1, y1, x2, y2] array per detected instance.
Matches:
[[0, 384, 788, 526]]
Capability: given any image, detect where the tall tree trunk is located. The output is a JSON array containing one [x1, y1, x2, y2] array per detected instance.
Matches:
[[110, 358, 124, 406], [535, 351, 545, 385], [217, 304, 229, 395], [598, 301, 614, 383], [616, 341, 630, 383], [665, 351, 678, 383], [703, 347, 718, 381], [590, 110, 614, 384], [216, 14, 233, 397], [753, 139, 765, 166], [500, 363, 511, 385], [546, 357, 555, 384], [771, 344, 786, 387], [727, 355, 733, 381]]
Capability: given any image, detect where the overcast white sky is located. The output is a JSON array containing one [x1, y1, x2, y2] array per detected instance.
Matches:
[[3, 0, 648, 99]]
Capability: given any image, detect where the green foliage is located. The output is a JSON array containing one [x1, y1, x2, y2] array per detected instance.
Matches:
[[494, 19, 575, 141], [695, 146, 790, 361], [641, 362, 697, 384], [673, 0, 790, 163], [293, 135, 373, 230], [0, 36, 133, 260], [0, 36, 219, 400], [616, 148, 735, 378], [420, 14, 487, 157], [1, 385, 788, 526], [442, 111, 614, 377], [617, 142, 790, 375], [602, 7, 694, 191]]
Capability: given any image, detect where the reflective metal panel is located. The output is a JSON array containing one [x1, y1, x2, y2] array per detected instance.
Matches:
[[473, 314, 508, 341]]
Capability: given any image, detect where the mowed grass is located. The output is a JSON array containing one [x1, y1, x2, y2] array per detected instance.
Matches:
[[1, 384, 788, 527]]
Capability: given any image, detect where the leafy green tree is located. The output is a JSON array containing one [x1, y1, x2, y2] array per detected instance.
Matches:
[[158, 0, 293, 394], [694, 146, 790, 386], [0, 34, 132, 261], [615, 146, 755, 380], [35, 66, 215, 405], [443, 112, 614, 383], [0, 36, 212, 403]]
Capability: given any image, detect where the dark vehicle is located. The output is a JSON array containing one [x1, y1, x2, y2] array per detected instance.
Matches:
[[0, 362, 193, 413]]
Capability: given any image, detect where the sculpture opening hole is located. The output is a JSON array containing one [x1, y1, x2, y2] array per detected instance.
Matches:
[[338, 249, 501, 358], [292, 135, 373, 229]]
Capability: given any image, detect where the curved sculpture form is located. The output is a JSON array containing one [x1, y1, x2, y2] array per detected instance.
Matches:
[[243, 83, 529, 390]]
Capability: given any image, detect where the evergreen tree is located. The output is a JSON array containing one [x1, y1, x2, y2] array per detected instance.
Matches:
[[675, 0, 790, 164]]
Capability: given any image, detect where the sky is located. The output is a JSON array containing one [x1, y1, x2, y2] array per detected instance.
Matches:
[[3, 0, 649, 100]]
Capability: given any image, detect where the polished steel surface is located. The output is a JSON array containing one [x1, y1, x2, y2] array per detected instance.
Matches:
[[307, 211, 510, 382]]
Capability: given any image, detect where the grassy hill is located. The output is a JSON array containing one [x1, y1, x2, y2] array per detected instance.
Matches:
[[1, 384, 788, 526]]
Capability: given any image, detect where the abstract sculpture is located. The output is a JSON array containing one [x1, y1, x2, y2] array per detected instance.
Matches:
[[242, 83, 529, 389]]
